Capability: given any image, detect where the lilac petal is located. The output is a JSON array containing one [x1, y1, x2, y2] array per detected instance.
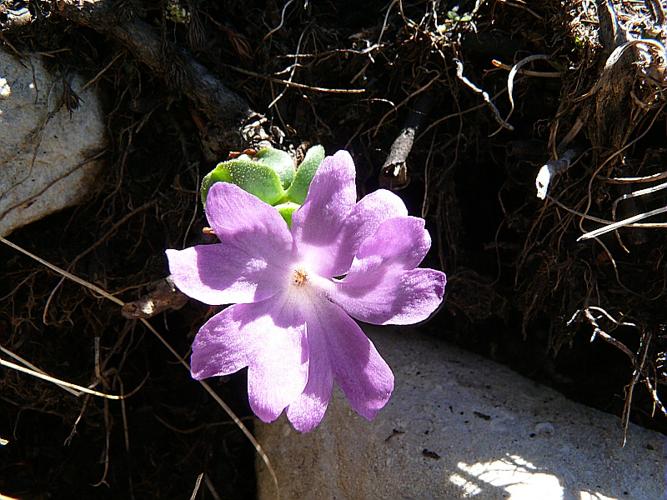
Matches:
[[190, 299, 308, 423], [330, 217, 445, 324], [291, 151, 357, 276], [344, 216, 432, 282], [306, 299, 394, 420], [166, 243, 288, 305], [190, 303, 256, 379], [207, 181, 292, 263], [167, 182, 293, 305], [331, 268, 446, 325], [246, 298, 309, 423], [323, 189, 409, 277], [286, 324, 333, 432]]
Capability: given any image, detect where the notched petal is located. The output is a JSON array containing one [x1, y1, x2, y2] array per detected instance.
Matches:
[[286, 318, 334, 432], [305, 300, 394, 422], [246, 298, 309, 423], [191, 299, 309, 424], [190, 303, 257, 380], [346, 216, 431, 281], [321, 189, 410, 277], [285, 370, 333, 432]]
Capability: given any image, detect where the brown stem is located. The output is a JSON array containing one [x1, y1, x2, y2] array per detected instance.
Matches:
[[379, 93, 433, 190]]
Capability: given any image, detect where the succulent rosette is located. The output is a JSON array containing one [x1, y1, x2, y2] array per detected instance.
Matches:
[[166, 151, 446, 432]]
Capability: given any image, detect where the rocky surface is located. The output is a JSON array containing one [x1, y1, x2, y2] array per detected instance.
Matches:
[[0, 50, 105, 236], [256, 327, 665, 499]]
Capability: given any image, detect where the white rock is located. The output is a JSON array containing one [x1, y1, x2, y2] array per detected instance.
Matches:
[[0, 77, 10, 98], [0, 50, 105, 236], [256, 327, 665, 500]]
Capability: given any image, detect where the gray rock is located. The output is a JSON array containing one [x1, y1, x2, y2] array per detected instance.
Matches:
[[256, 327, 665, 500], [0, 50, 105, 236]]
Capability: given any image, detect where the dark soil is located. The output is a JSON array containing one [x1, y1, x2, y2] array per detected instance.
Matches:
[[1, 0, 666, 497]]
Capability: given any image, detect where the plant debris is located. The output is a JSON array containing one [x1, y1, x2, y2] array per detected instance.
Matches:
[[1, 0, 666, 496]]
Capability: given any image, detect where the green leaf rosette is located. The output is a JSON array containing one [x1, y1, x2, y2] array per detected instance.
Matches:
[[201, 145, 325, 226], [286, 145, 324, 204]]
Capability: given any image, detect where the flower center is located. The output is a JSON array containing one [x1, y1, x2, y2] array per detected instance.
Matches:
[[292, 268, 308, 287]]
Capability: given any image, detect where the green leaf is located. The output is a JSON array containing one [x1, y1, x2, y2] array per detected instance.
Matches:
[[274, 201, 301, 227], [286, 145, 325, 204], [254, 146, 296, 190], [201, 159, 285, 206]]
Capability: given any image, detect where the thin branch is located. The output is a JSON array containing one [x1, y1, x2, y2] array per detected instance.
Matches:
[[0, 357, 147, 399], [224, 64, 365, 94], [454, 59, 514, 132], [578, 204, 667, 241]]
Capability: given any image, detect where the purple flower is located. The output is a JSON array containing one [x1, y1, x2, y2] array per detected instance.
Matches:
[[166, 151, 446, 432]]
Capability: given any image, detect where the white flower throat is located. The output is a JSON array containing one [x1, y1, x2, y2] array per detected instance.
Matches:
[[287, 264, 334, 300]]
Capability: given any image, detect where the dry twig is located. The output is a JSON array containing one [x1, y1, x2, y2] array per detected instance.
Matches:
[[454, 60, 514, 132]]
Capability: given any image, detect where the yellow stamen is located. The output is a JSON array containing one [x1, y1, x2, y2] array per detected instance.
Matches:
[[292, 269, 308, 287]]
